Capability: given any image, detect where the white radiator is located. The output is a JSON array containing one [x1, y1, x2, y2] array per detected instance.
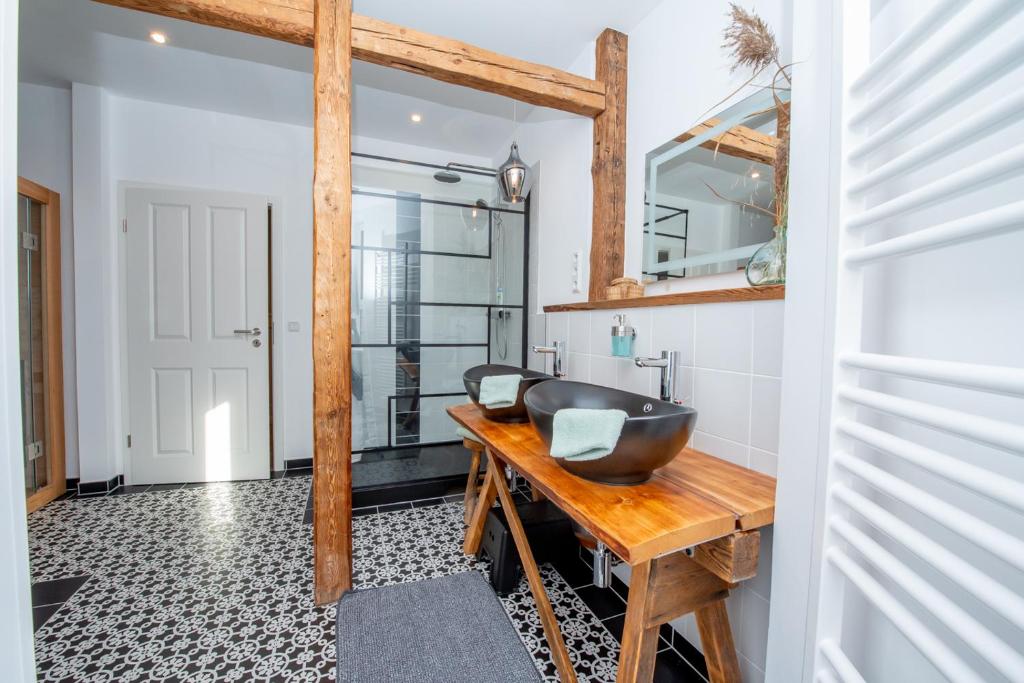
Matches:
[[791, 1, 1024, 681]]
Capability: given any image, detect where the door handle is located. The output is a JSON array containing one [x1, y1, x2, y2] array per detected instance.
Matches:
[[233, 327, 261, 336]]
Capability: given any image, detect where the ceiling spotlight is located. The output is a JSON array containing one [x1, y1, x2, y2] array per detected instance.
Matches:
[[150, 31, 167, 44], [750, 171, 761, 179], [410, 113, 422, 123]]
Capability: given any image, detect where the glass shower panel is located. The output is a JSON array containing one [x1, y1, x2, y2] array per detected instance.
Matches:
[[18, 195, 48, 496], [350, 153, 528, 491]]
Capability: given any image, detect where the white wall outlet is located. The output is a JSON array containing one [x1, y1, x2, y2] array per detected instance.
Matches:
[[571, 251, 582, 293], [287, 321, 300, 332]]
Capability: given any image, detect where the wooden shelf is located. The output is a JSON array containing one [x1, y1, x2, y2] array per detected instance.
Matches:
[[543, 284, 784, 312]]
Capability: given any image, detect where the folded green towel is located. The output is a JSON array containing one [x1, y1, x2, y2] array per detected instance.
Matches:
[[478, 374, 523, 409], [455, 426, 483, 444], [550, 408, 628, 462]]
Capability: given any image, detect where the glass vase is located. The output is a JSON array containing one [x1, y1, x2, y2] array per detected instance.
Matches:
[[746, 224, 787, 286]]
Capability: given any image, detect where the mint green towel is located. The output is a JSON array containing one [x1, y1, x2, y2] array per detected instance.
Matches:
[[456, 426, 482, 444], [550, 408, 628, 462], [478, 374, 522, 409]]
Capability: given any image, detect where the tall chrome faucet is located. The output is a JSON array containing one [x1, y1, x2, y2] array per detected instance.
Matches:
[[635, 350, 680, 403], [531, 341, 566, 378]]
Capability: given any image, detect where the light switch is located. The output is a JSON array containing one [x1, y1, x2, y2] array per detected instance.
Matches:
[[288, 321, 300, 332]]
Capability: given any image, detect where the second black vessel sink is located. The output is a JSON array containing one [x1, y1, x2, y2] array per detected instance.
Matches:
[[463, 364, 556, 423], [524, 380, 698, 485]]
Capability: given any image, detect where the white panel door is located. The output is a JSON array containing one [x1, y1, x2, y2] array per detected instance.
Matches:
[[126, 187, 269, 484]]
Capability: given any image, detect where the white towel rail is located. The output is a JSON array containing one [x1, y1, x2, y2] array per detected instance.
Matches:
[[849, 0, 962, 94], [844, 200, 1024, 264], [817, 639, 866, 683], [849, 0, 1021, 126], [835, 419, 1024, 513], [846, 145, 1024, 230], [831, 518, 1024, 681], [833, 483, 1024, 630], [849, 34, 1024, 162], [826, 548, 984, 683], [837, 385, 1024, 454], [834, 451, 1024, 571], [839, 351, 1024, 397], [848, 91, 1024, 196], [801, 2, 1024, 682]]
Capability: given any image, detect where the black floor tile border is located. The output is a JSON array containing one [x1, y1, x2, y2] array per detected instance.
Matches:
[[33, 603, 61, 632], [285, 457, 314, 470], [32, 575, 90, 606]]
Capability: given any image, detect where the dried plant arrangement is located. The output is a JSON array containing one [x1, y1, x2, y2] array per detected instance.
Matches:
[[720, 2, 792, 228], [702, 4, 793, 285]]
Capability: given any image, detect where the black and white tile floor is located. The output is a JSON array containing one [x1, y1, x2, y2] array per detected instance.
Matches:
[[29, 475, 707, 682]]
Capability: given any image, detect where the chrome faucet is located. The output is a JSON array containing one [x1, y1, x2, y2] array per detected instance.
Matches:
[[532, 341, 566, 378], [635, 350, 680, 403]]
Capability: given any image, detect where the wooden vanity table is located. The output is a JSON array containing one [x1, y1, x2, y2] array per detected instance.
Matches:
[[448, 403, 776, 683]]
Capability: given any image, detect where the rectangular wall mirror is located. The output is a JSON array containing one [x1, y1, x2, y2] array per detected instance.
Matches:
[[643, 89, 789, 282]]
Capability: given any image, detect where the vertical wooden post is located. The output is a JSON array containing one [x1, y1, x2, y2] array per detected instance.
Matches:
[[588, 28, 627, 301], [312, 0, 353, 606]]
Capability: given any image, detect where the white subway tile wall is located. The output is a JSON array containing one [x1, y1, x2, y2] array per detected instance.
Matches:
[[550, 299, 783, 680]]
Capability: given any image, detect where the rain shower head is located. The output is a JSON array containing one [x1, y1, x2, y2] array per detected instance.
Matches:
[[435, 162, 498, 185], [433, 169, 462, 183]]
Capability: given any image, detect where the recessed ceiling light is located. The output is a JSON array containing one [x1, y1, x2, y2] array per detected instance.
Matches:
[[150, 31, 167, 44], [410, 113, 422, 123], [750, 171, 761, 179]]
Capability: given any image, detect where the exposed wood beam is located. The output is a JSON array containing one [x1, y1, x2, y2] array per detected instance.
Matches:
[[93, 0, 607, 116], [676, 118, 778, 165], [311, 0, 352, 606], [587, 28, 627, 301]]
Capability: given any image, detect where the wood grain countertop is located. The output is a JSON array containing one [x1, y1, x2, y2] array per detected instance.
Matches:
[[447, 403, 777, 565]]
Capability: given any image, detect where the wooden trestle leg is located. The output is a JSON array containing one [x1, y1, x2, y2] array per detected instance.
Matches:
[[616, 552, 740, 683], [487, 451, 578, 683]]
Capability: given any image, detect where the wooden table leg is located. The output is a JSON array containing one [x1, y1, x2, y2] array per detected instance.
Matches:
[[489, 451, 578, 683], [462, 459, 496, 555], [695, 600, 742, 683], [462, 439, 483, 525], [617, 551, 739, 683], [617, 559, 659, 683]]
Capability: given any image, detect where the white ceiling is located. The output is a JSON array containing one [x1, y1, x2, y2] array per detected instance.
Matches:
[[19, 0, 661, 158]]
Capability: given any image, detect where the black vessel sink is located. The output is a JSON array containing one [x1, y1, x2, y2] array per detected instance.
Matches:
[[463, 364, 556, 423], [523, 380, 698, 485]]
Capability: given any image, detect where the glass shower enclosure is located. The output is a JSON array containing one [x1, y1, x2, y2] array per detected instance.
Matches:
[[350, 153, 528, 496]]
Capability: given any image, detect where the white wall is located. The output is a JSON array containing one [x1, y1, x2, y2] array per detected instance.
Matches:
[[19, 85, 500, 479], [540, 299, 783, 682], [17, 82, 78, 479]]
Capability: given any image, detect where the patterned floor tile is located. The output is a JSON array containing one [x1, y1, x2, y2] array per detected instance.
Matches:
[[28, 477, 654, 682]]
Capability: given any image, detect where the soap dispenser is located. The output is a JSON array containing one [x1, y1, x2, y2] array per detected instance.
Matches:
[[611, 314, 636, 358]]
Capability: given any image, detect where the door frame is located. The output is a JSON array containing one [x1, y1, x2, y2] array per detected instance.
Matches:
[[116, 182, 277, 485], [18, 177, 67, 514]]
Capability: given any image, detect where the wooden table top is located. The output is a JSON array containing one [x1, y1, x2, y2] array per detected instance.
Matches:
[[448, 403, 777, 565]]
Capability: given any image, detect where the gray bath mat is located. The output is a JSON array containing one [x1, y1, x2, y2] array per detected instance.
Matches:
[[336, 571, 543, 682]]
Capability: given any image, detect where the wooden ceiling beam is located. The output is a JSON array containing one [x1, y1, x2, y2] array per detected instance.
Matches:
[[676, 117, 778, 166], [93, 0, 607, 117]]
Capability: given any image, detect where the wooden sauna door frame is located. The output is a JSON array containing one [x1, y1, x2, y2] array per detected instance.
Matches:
[[18, 177, 65, 514]]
